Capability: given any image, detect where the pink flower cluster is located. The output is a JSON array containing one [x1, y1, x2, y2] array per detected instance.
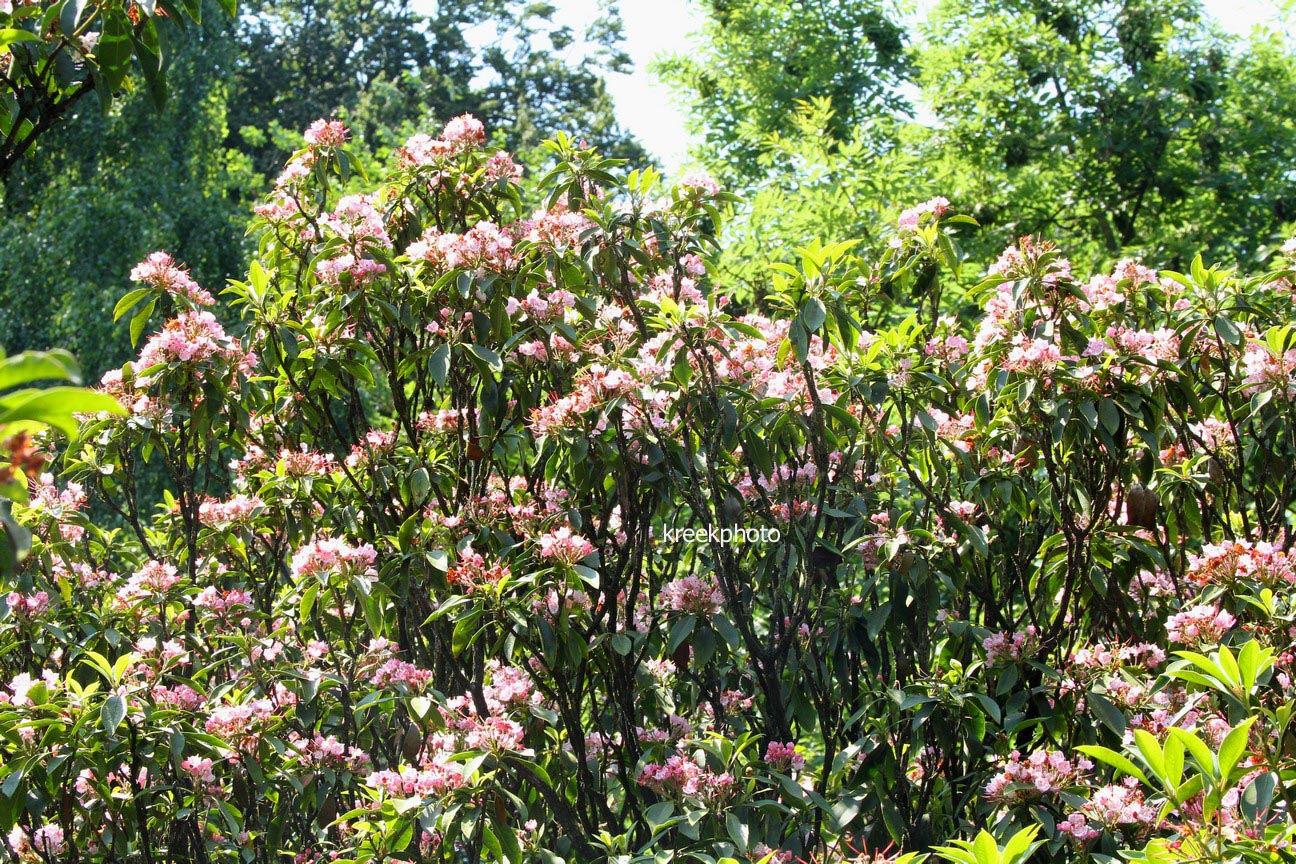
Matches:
[[764, 741, 804, 772], [984, 749, 1092, 804], [5, 590, 48, 621], [406, 220, 514, 272], [537, 526, 594, 565], [1165, 604, 1235, 646], [983, 625, 1039, 665], [1243, 343, 1296, 400], [290, 537, 378, 582], [660, 575, 725, 615], [204, 698, 277, 751], [1186, 539, 1296, 587], [1059, 778, 1158, 844], [897, 196, 950, 232], [137, 310, 256, 374], [130, 251, 214, 306], [304, 118, 349, 147], [288, 732, 372, 773], [638, 755, 735, 802], [316, 253, 388, 288], [366, 760, 465, 798], [447, 546, 511, 590], [198, 494, 262, 528]]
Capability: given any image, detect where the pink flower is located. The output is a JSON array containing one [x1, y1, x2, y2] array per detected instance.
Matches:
[[130, 251, 215, 306], [537, 526, 594, 565], [441, 114, 486, 150], [983, 625, 1039, 665], [1165, 604, 1235, 646], [303, 118, 349, 147], [660, 575, 725, 615], [764, 741, 804, 771], [290, 537, 379, 582], [985, 749, 1092, 804]]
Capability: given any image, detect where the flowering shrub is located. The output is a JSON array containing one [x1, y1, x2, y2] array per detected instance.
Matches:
[[4, 116, 1296, 863]]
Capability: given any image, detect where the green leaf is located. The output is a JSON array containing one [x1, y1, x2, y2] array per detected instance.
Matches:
[[800, 297, 826, 332], [464, 343, 503, 375], [0, 387, 124, 437], [95, 10, 134, 91], [100, 693, 126, 734], [0, 29, 41, 51], [1218, 717, 1256, 783], [1076, 744, 1150, 786], [0, 350, 80, 390], [1214, 314, 1242, 346], [428, 343, 450, 388], [130, 298, 158, 348]]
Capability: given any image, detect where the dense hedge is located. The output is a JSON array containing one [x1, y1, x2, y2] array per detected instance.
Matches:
[[3, 117, 1296, 863]]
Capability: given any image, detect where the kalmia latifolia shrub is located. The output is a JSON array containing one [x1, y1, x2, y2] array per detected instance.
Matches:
[[4, 116, 1296, 864]]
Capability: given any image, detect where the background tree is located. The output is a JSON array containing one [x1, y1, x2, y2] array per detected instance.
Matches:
[[0, 0, 230, 181], [915, 0, 1296, 270], [0, 0, 645, 380], [654, 0, 910, 183]]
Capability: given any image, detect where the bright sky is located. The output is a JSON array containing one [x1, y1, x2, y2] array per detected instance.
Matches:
[[504, 0, 1290, 176]]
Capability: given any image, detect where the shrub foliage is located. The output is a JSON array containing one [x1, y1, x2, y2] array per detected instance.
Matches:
[[3, 119, 1296, 863]]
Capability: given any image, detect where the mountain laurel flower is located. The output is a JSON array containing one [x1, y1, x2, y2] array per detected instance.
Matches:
[[1165, 604, 1235, 646], [303, 118, 349, 147], [290, 537, 378, 583], [441, 113, 486, 150], [661, 575, 725, 615], [130, 251, 214, 306], [536, 526, 594, 565], [983, 625, 1039, 665], [764, 741, 804, 771], [984, 749, 1092, 804]]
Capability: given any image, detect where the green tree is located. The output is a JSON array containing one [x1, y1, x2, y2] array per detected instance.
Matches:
[[0, 0, 232, 181], [0, 9, 255, 380], [915, 0, 1296, 268], [655, 0, 910, 182]]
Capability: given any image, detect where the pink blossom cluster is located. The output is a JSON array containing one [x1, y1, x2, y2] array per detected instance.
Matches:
[[193, 587, 253, 614], [1165, 604, 1235, 646], [638, 755, 735, 802], [365, 759, 466, 798], [303, 118, 349, 147], [982, 624, 1039, 665], [1242, 343, 1296, 399], [1069, 642, 1166, 673], [290, 537, 378, 582], [679, 172, 720, 196], [660, 575, 725, 615], [119, 560, 181, 604], [406, 220, 514, 272], [984, 749, 1092, 804], [361, 639, 434, 692], [130, 251, 214, 306], [316, 253, 388, 288], [447, 546, 511, 590], [137, 310, 256, 374], [287, 732, 372, 773], [204, 698, 277, 750], [1061, 778, 1159, 842], [897, 196, 950, 232], [198, 494, 262, 528], [764, 741, 804, 772], [5, 590, 48, 621], [1003, 335, 1064, 374], [1186, 539, 1296, 587], [7, 823, 65, 860], [537, 526, 594, 565], [322, 194, 390, 248]]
